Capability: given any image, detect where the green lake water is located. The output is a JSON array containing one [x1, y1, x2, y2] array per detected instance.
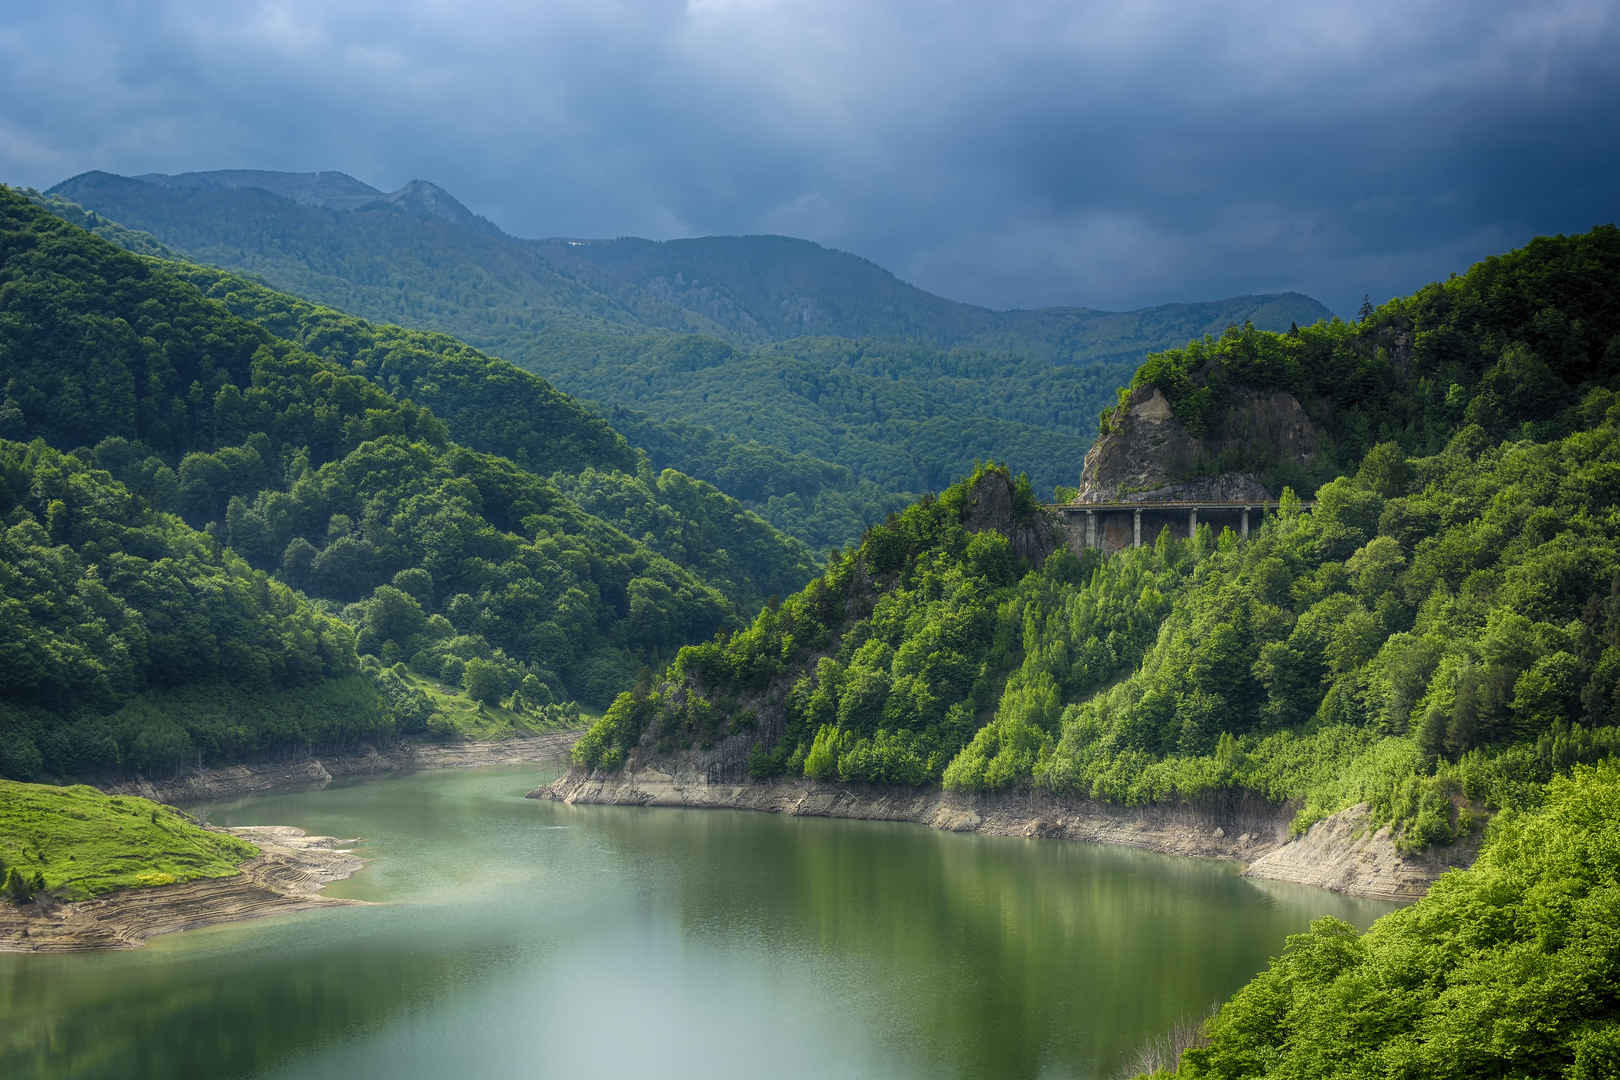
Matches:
[[1, 765, 1394, 1079]]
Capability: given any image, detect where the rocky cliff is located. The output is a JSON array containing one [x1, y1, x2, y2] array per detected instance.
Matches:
[[1073, 385, 1318, 503]]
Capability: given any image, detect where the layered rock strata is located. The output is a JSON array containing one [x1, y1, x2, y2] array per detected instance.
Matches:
[[541, 768, 1476, 903]]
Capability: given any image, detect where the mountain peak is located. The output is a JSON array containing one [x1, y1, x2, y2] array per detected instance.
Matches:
[[383, 179, 486, 229]]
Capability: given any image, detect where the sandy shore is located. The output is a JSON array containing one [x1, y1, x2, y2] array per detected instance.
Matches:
[[541, 767, 1479, 902]]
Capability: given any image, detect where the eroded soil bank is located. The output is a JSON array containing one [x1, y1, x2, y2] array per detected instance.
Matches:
[[542, 767, 1479, 902], [103, 731, 581, 805], [0, 826, 366, 952]]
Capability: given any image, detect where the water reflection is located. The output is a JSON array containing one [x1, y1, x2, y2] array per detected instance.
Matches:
[[1, 768, 1393, 1080]]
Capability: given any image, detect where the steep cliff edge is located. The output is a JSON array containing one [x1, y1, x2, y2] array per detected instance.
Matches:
[[1072, 385, 1317, 503]]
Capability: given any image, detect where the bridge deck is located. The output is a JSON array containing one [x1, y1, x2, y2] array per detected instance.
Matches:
[[1044, 500, 1311, 511]]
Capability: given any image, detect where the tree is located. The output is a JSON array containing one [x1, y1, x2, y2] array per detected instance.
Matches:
[[1358, 294, 1375, 323], [462, 658, 506, 706]]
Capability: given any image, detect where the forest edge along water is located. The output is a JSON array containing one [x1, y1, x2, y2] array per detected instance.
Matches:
[[5, 727, 1454, 955], [544, 765, 1478, 901], [0, 763, 1398, 1080]]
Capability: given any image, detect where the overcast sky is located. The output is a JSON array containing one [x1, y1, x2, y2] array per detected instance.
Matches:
[[3, 1, 1617, 317]]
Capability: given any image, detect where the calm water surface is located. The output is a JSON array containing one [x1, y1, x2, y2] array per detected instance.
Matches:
[[1, 765, 1394, 1079]]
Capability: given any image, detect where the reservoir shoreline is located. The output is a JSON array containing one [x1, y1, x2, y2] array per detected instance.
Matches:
[[102, 730, 582, 805], [0, 825, 367, 952], [1, 733, 580, 952], [541, 766, 1480, 902]]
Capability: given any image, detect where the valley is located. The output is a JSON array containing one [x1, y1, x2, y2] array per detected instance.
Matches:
[[2, 173, 1617, 1079]]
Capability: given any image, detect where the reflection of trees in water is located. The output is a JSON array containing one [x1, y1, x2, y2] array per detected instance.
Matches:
[[579, 805, 1388, 1079], [0, 916, 466, 1079], [2, 790, 1392, 1080]]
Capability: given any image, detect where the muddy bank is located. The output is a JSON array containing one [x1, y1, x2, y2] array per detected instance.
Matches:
[[103, 731, 581, 805], [0, 826, 367, 952], [541, 768, 1477, 902]]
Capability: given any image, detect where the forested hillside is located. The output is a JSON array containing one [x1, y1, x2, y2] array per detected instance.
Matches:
[[0, 438, 384, 780], [1155, 760, 1620, 1080], [577, 226, 1620, 851], [49, 169, 1330, 353], [152, 260, 818, 605], [42, 170, 1327, 534], [1114, 225, 1620, 492], [0, 186, 819, 770]]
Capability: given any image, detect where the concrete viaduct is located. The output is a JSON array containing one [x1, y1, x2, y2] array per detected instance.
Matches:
[[1045, 500, 1308, 554]]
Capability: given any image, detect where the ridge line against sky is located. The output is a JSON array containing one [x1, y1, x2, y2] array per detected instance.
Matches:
[[3, 0, 1617, 319]]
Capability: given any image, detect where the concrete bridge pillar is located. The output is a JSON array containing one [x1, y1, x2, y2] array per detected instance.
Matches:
[[1133, 508, 1142, 548], [1085, 510, 1096, 549], [1188, 507, 1198, 536], [1241, 507, 1250, 539]]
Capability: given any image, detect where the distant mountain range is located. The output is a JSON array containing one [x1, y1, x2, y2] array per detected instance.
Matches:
[[50, 169, 1331, 357], [43, 169, 1333, 543]]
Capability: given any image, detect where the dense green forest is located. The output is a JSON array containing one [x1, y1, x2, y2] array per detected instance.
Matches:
[[40, 171, 1326, 533], [525, 329, 1132, 496], [1152, 760, 1620, 1080], [1117, 225, 1620, 491], [0, 437, 378, 779], [48, 169, 1330, 353], [578, 226, 1620, 849], [23, 188, 908, 551], [0, 186, 823, 783], [148, 259, 819, 603]]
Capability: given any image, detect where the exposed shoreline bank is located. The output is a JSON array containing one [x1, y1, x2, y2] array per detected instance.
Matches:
[[0, 825, 367, 952], [1, 733, 580, 953], [101, 730, 582, 806], [541, 767, 1480, 902]]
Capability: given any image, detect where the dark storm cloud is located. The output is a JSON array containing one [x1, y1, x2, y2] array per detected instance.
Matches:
[[3, 0, 1617, 316]]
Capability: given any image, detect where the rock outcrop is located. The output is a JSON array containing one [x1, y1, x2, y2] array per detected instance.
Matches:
[[959, 466, 1067, 564], [1073, 385, 1317, 503], [541, 768, 1470, 903]]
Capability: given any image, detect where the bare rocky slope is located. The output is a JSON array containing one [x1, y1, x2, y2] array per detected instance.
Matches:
[[1073, 385, 1318, 503]]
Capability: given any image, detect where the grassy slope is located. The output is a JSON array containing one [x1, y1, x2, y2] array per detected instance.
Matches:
[[394, 669, 594, 739], [0, 780, 256, 901]]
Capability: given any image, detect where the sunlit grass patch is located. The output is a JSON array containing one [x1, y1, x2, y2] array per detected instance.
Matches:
[[0, 780, 257, 901]]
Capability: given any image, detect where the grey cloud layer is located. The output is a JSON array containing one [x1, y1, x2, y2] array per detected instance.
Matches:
[[3, 0, 1616, 315]]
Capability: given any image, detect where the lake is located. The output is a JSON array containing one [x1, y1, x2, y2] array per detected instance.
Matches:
[[1, 765, 1394, 1079]]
